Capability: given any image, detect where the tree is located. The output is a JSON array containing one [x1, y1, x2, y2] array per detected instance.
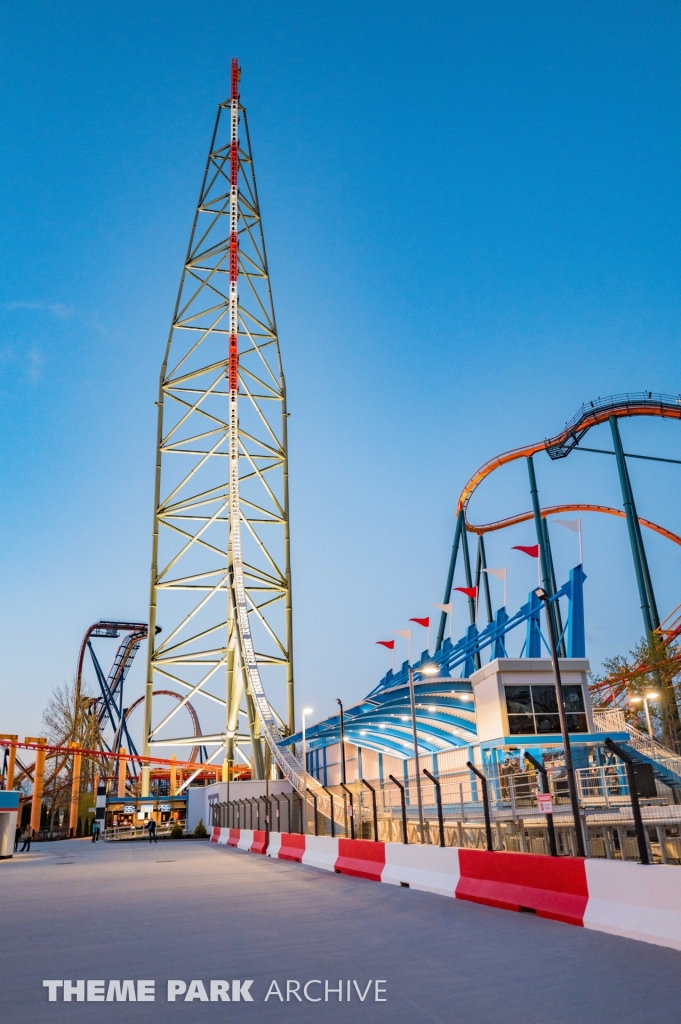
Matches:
[[591, 632, 681, 750]]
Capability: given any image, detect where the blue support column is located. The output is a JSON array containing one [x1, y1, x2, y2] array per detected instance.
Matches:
[[464, 624, 479, 677], [525, 590, 542, 657], [566, 565, 587, 658], [461, 524, 480, 670], [492, 607, 509, 659]]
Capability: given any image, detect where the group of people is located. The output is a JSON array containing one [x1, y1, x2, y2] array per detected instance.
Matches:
[[13, 815, 159, 851]]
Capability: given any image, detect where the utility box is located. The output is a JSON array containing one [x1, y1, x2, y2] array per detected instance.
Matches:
[[632, 762, 657, 799], [0, 791, 20, 858]]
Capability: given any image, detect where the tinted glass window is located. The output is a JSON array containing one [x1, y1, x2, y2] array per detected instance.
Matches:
[[505, 686, 531, 714], [563, 685, 585, 712], [566, 713, 588, 733], [535, 713, 561, 734], [531, 685, 558, 713], [508, 714, 535, 735]]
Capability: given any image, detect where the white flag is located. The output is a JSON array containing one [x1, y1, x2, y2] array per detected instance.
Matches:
[[394, 629, 412, 639], [432, 603, 452, 613], [553, 519, 580, 533], [553, 517, 583, 563], [481, 567, 506, 581], [481, 567, 507, 607]]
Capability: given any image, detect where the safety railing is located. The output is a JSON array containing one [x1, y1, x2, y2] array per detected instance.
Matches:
[[104, 820, 185, 841], [593, 709, 681, 780], [295, 761, 681, 865]]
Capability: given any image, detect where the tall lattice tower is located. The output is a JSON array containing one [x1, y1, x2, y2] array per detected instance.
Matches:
[[141, 61, 300, 794]]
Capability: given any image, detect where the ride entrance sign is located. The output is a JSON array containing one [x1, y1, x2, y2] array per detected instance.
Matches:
[[537, 792, 553, 814]]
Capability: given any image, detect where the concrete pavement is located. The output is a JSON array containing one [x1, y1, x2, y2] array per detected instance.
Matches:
[[1, 836, 681, 1023]]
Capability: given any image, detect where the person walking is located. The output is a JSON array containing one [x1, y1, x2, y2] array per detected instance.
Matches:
[[91, 819, 100, 843], [20, 825, 32, 852], [14, 823, 21, 852], [147, 818, 157, 844]]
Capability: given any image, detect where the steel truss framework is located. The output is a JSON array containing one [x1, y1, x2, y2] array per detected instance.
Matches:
[[141, 61, 304, 794]]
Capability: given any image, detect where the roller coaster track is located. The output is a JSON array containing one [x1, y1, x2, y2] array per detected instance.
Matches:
[[458, 392, 681, 523], [466, 502, 681, 546]]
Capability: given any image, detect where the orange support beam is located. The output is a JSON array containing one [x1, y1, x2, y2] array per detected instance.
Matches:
[[117, 748, 127, 799], [0, 734, 17, 790], [68, 741, 82, 837], [27, 737, 46, 834]]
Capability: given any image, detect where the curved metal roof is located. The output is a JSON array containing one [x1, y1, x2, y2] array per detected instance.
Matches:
[[284, 676, 476, 759]]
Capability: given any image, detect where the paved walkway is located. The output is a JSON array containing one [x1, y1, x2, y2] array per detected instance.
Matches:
[[2, 837, 680, 1023]]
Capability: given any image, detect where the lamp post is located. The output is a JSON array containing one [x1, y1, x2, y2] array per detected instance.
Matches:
[[336, 699, 346, 784], [408, 662, 438, 844], [631, 692, 659, 740], [301, 707, 313, 833], [534, 587, 586, 858]]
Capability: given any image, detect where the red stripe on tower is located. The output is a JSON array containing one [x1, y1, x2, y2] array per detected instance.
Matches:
[[228, 59, 240, 394]]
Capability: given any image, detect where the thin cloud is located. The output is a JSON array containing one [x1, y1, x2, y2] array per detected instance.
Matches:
[[5, 301, 75, 319]]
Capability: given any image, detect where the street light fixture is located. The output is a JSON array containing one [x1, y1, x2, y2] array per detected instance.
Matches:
[[336, 699, 346, 784], [534, 587, 586, 858], [301, 707, 313, 834], [408, 662, 438, 843], [630, 693, 659, 740]]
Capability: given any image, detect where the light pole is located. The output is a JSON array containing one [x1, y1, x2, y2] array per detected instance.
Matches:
[[631, 692, 659, 740], [535, 587, 586, 858], [408, 663, 438, 844], [336, 699, 346, 784], [301, 707, 313, 833]]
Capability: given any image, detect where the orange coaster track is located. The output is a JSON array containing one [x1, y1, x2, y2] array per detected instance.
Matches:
[[458, 392, 681, 525], [467, 503, 681, 547]]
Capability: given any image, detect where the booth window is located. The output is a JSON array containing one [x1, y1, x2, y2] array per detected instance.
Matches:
[[505, 684, 587, 735]]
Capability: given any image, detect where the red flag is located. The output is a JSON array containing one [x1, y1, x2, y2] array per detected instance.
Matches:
[[454, 587, 477, 598], [513, 545, 539, 557], [409, 617, 430, 628], [376, 640, 395, 650]]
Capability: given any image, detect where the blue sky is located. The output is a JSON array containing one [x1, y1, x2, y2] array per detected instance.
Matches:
[[1, 1, 680, 740]]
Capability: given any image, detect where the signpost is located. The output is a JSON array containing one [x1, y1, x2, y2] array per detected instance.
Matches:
[[537, 791, 553, 815]]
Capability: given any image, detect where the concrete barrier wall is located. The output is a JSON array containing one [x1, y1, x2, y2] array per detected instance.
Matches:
[[456, 850, 589, 926], [302, 835, 338, 872], [382, 843, 461, 896], [206, 828, 681, 951], [584, 859, 681, 950]]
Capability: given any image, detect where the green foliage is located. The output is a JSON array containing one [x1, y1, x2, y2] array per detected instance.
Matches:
[[593, 632, 681, 749], [171, 822, 184, 839], [193, 818, 207, 838]]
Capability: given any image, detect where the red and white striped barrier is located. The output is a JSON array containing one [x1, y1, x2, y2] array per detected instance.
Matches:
[[209, 827, 266, 854], [210, 827, 681, 950]]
